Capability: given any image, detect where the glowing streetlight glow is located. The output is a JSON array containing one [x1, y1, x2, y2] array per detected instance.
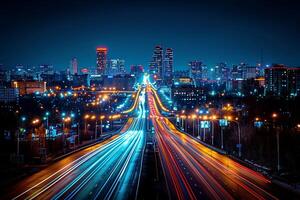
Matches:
[[272, 113, 278, 118]]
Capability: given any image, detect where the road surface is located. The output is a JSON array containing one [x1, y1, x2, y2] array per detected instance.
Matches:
[[147, 84, 279, 200], [4, 91, 146, 200]]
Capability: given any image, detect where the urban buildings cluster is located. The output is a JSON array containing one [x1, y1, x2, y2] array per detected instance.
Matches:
[[149, 45, 174, 86], [146, 46, 300, 111], [0, 45, 300, 110], [0, 47, 146, 105]]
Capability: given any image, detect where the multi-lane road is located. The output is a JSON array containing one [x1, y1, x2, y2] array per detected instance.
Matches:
[[4, 91, 146, 200], [3, 83, 293, 200], [147, 84, 280, 200]]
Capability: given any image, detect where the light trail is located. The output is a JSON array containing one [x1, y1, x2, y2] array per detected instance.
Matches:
[[147, 84, 279, 200], [8, 90, 146, 200], [122, 86, 142, 114]]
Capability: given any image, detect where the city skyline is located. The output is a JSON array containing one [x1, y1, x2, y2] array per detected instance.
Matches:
[[1, 0, 300, 69], [1, 1, 300, 199]]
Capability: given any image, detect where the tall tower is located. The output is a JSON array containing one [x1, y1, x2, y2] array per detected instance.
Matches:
[[96, 47, 108, 75], [163, 48, 173, 85], [189, 60, 202, 86], [149, 45, 163, 78], [71, 57, 78, 75]]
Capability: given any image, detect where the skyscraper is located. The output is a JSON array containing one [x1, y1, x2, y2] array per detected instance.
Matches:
[[118, 59, 126, 75], [70, 57, 78, 75], [107, 59, 126, 76], [215, 62, 229, 83], [189, 60, 202, 86], [96, 47, 108, 75], [264, 64, 288, 96], [149, 45, 163, 79], [163, 48, 173, 85]]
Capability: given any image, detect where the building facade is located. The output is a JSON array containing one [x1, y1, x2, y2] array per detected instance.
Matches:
[[96, 47, 108, 75]]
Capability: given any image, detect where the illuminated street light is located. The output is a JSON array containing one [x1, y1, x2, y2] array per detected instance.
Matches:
[[32, 119, 40, 125], [271, 112, 280, 171], [272, 113, 278, 118], [61, 112, 66, 117]]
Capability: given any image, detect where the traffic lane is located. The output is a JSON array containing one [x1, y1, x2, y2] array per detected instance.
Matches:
[[11, 132, 130, 200], [161, 118, 278, 200], [6, 118, 135, 200], [55, 127, 142, 200], [113, 120, 146, 199], [33, 132, 133, 200], [5, 135, 118, 199], [148, 87, 278, 199], [168, 121, 271, 187], [58, 114, 145, 199], [155, 119, 230, 200]]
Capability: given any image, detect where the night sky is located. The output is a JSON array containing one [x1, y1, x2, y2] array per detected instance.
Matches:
[[1, 0, 300, 70]]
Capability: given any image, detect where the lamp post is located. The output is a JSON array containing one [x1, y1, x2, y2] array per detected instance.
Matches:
[[180, 115, 185, 131], [45, 111, 50, 129], [221, 126, 224, 149], [272, 113, 280, 172], [84, 114, 90, 136], [187, 115, 191, 133], [192, 114, 196, 136], [18, 116, 26, 156], [100, 115, 105, 136], [231, 118, 242, 157], [210, 115, 217, 146], [203, 115, 208, 142], [90, 115, 97, 140]]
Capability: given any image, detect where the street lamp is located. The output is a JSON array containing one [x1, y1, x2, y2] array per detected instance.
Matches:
[[84, 114, 90, 135], [21, 116, 26, 122], [229, 117, 242, 157], [90, 115, 97, 140], [210, 115, 217, 146], [45, 112, 50, 129], [272, 112, 280, 172], [18, 116, 27, 156], [191, 114, 197, 136], [203, 115, 208, 141], [100, 115, 105, 136]]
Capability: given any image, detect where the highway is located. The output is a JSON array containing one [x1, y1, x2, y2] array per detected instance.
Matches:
[[147, 84, 279, 200], [4, 91, 146, 200]]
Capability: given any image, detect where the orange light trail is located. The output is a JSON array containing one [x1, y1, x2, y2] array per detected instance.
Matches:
[[147, 84, 278, 200]]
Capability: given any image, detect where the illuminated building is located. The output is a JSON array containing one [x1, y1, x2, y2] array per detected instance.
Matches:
[[0, 86, 19, 103], [73, 74, 90, 87], [264, 64, 288, 96], [107, 59, 126, 76], [173, 77, 193, 86], [96, 47, 108, 75], [264, 64, 300, 96], [189, 60, 202, 86], [214, 62, 229, 83], [70, 57, 78, 75], [81, 68, 89, 74], [149, 45, 163, 78], [287, 67, 300, 96], [102, 74, 135, 90], [163, 48, 173, 85], [39, 64, 54, 75], [11, 80, 46, 95], [171, 84, 206, 110], [130, 65, 144, 80]]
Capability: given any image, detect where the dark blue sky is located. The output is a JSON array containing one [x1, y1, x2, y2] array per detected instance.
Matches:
[[1, 0, 300, 70]]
